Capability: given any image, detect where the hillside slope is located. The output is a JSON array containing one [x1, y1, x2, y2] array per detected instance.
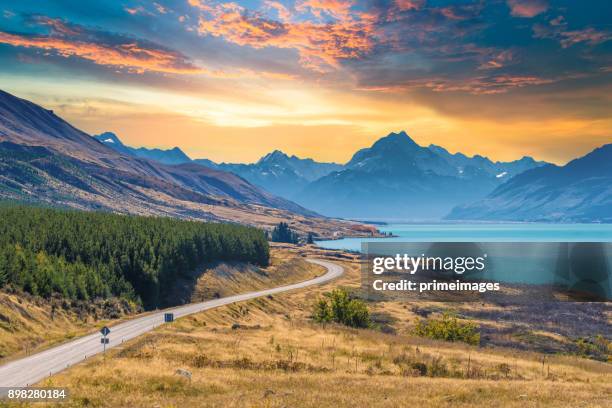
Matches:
[[94, 132, 192, 165], [97, 131, 343, 199], [447, 144, 612, 222], [0, 90, 364, 237], [295, 132, 545, 219]]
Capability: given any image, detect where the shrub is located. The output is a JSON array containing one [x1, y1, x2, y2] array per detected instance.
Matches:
[[574, 335, 611, 361], [312, 289, 371, 328], [413, 312, 480, 346]]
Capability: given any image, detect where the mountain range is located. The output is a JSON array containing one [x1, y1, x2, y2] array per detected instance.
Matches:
[[94, 132, 192, 165], [447, 144, 612, 223], [294, 131, 547, 219], [94, 126, 611, 223], [97, 130, 549, 220], [95, 134, 343, 198], [208, 151, 343, 198], [4, 89, 609, 224], [0, 89, 376, 239]]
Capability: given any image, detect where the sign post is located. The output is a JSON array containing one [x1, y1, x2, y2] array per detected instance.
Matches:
[[100, 326, 111, 353]]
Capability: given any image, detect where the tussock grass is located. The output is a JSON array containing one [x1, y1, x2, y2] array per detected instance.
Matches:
[[23, 248, 610, 407]]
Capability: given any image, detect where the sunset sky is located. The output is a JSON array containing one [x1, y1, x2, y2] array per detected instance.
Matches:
[[0, 0, 610, 164]]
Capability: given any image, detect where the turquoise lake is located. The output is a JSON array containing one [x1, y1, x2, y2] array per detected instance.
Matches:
[[316, 223, 612, 252]]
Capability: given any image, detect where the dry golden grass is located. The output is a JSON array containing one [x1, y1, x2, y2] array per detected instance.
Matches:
[[186, 247, 326, 302], [0, 292, 125, 364], [19, 247, 611, 408], [0, 247, 323, 365]]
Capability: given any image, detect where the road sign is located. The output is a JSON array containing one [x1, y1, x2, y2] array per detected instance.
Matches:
[[100, 338, 109, 344], [100, 326, 111, 336], [164, 313, 174, 323]]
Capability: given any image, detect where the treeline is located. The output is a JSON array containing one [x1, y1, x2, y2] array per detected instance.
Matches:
[[270, 222, 299, 244], [0, 205, 269, 309]]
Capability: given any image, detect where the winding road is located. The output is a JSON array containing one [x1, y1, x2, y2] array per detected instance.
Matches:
[[0, 258, 343, 390]]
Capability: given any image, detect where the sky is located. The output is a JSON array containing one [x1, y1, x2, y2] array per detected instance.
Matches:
[[0, 0, 610, 164]]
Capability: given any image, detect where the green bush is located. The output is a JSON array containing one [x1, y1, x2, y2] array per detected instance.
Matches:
[[574, 335, 611, 361], [413, 312, 480, 345], [312, 289, 371, 328]]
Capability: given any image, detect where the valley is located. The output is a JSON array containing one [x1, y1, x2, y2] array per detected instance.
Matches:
[[0, 90, 376, 240], [13, 244, 610, 408], [0, 244, 326, 364]]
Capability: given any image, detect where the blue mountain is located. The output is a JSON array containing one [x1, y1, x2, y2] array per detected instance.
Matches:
[[209, 150, 343, 197], [294, 131, 546, 220], [447, 144, 612, 222], [94, 132, 191, 165], [96, 132, 342, 197]]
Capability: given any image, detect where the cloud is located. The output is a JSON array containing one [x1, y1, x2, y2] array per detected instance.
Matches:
[[478, 50, 515, 70], [558, 28, 611, 48], [0, 17, 204, 74], [507, 0, 547, 18], [534, 20, 611, 48], [395, 0, 424, 12], [296, 0, 354, 20], [357, 74, 556, 95], [264, 1, 293, 22], [192, 1, 377, 72]]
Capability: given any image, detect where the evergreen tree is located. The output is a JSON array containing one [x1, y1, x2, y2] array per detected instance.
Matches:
[[0, 203, 270, 309], [307, 232, 315, 244], [271, 222, 299, 244]]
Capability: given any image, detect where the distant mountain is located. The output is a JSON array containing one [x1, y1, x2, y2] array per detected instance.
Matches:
[[94, 132, 191, 165], [212, 150, 343, 197], [97, 134, 343, 197], [428, 144, 546, 181], [0, 90, 315, 224], [447, 144, 612, 222], [294, 131, 546, 219]]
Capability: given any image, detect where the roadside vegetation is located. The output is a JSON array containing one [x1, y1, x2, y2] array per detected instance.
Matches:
[[0, 204, 269, 309], [12, 244, 610, 407], [0, 246, 321, 362], [413, 312, 481, 346], [313, 289, 371, 328], [34, 272, 611, 407]]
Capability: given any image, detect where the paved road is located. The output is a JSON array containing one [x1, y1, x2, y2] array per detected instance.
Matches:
[[0, 258, 343, 389]]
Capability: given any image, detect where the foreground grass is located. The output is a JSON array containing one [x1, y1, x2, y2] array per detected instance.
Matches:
[[30, 311, 611, 407], [20, 247, 610, 408], [0, 291, 133, 363], [0, 246, 324, 363]]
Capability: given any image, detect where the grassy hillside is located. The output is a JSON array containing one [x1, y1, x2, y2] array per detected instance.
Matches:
[[0, 204, 269, 309], [0, 246, 322, 363], [0, 290, 135, 362], [28, 246, 610, 407]]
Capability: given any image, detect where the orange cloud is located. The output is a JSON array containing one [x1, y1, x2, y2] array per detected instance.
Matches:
[[478, 50, 514, 70], [297, 0, 354, 20], [507, 0, 547, 18], [193, 1, 377, 71], [395, 0, 424, 12], [559, 28, 611, 48], [0, 17, 301, 81], [0, 31, 203, 74], [264, 1, 293, 22], [534, 21, 611, 49], [357, 74, 556, 95]]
